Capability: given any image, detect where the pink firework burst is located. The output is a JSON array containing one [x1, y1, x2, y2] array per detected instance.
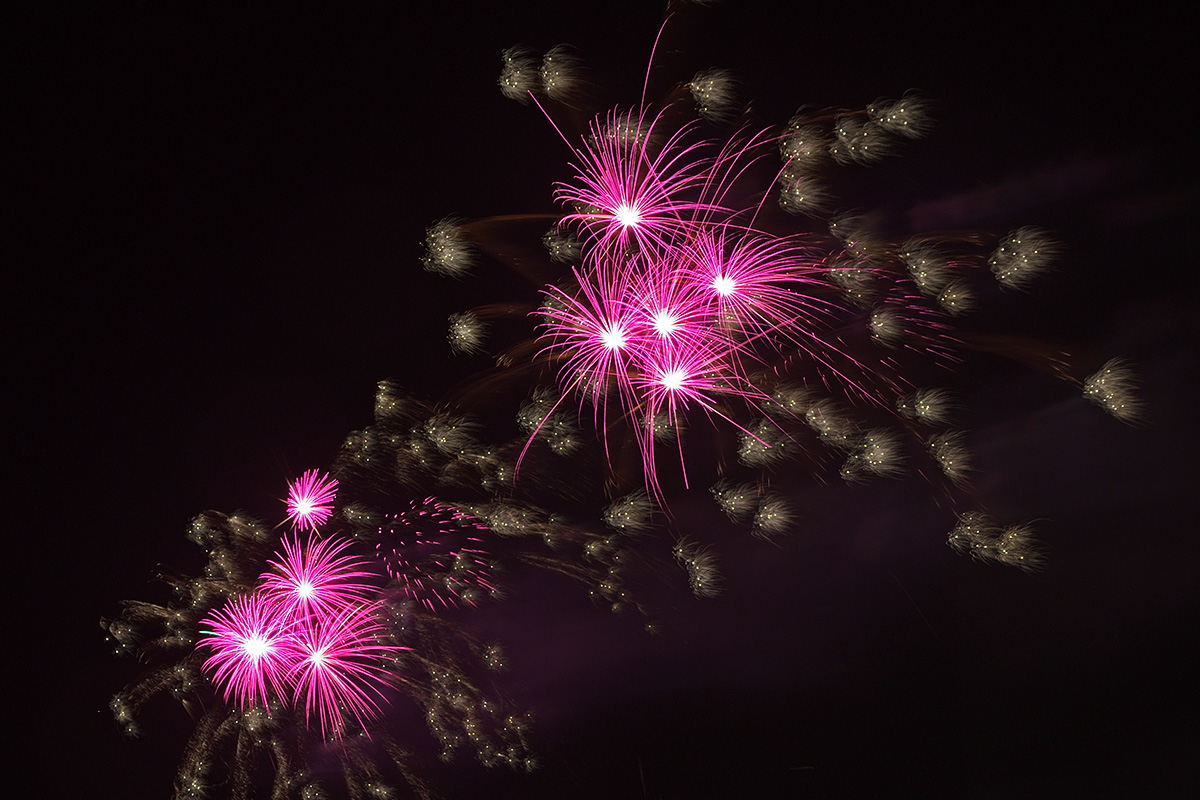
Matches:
[[556, 108, 727, 258], [685, 227, 834, 346], [538, 239, 781, 493], [680, 228, 884, 402], [539, 261, 646, 416], [258, 534, 378, 620], [631, 328, 774, 486], [286, 601, 397, 738], [198, 593, 296, 710], [285, 469, 339, 531]]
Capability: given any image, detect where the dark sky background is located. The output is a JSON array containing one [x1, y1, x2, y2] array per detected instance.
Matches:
[[17, 2, 1198, 798]]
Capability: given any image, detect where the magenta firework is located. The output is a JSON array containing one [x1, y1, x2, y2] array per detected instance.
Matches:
[[198, 532, 396, 739], [434, 16, 1140, 552], [285, 598, 396, 737], [105, 502, 534, 797], [197, 592, 296, 711], [285, 469, 339, 531], [104, 4, 1144, 798], [260, 533, 377, 618]]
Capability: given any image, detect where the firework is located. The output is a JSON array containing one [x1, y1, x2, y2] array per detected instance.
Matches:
[[197, 592, 296, 711], [286, 599, 396, 738], [105, 365, 647, 795], [418, 10, 1145, 587], [105, 499, 535, 797], [186, 531, 400, 739], [287, 470, 339, 532], [259, 533, 378, 619], [104, 4, 1151, 796], [555, 107, 730, 258]]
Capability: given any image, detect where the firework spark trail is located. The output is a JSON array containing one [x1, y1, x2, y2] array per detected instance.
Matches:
[[373, 498, 499, 611], [286, 599, 397, 738], [556, 109, 727, 258]]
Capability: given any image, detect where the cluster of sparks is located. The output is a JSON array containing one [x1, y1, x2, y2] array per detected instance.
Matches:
[[105, 467, 538, 798], [106, 7, 1144, 798], [285, 468, 339, 531], [197, 474, 517, 739], [538, 164, 841, 494], [432, 26, 1141, 532], [199, 529, 393, 738], [374, 498, 498, 610], [194, 470, 436, 745]]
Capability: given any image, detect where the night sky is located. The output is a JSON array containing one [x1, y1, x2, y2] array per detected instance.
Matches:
[[17, 3, 1198, 798]]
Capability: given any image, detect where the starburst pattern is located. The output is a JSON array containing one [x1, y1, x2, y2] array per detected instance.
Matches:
[[198, 593, 296, 710], [555, 108, 731, 258], [286, 470, 339, 531], [287, 600, 396, 738], [195, 533, 397, 738], [259, 534, 377, 619]]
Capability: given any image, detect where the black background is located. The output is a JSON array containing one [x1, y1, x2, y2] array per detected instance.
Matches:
[[16, 2, 1197, 797]]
